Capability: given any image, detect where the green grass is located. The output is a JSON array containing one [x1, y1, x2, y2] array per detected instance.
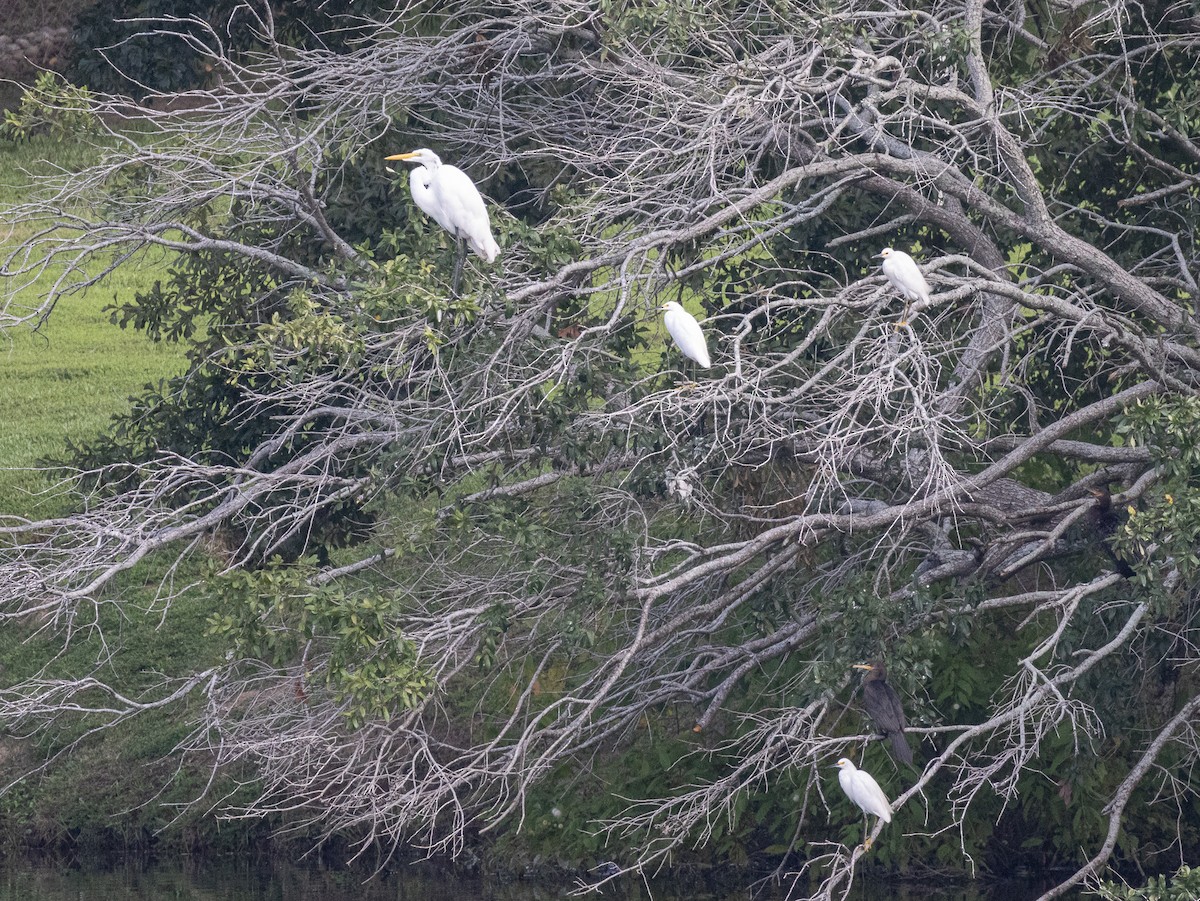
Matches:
[[0, 133, 250, 851], [0, 553, 258, 852], [0, 134, 188, 516]]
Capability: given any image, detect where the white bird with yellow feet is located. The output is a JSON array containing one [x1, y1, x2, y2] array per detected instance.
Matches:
[[834, 757, 892, 850]]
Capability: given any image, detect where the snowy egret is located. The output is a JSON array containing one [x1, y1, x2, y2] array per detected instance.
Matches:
[[853, 661, 913, 766], [834, 757, 892, 849], [878, 247, 930, 325], [385, 148, 500, 293], [661, 301, 711, 370]]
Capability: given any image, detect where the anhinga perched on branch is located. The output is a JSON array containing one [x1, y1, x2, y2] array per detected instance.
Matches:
[[1087, 485, 1137, 577], [853, 661, 914, 766]]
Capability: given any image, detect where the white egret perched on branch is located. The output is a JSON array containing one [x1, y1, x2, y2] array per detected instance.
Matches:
[[834, 758, 892, 850], [385, 148, 500, 294], [878, 247, 930, 326], [661, 301, 711, 370]]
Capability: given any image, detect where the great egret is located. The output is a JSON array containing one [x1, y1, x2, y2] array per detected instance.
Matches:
[[853, 661, 914, 766], [385, 148, 500, 294], [661, 301, 711, 370], [834, 757, 892, 849], [878, 247, 930, 325]]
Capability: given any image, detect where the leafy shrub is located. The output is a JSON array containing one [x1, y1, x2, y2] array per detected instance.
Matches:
[[67, 0, 390, 96], [1096, 866, 1200, 901], [68, 0, 213, 95], [2, 71, 100, 140]]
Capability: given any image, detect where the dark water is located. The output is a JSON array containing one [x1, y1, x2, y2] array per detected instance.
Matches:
[[0, 856, 1070, 900], [3, 859, 530, 901]]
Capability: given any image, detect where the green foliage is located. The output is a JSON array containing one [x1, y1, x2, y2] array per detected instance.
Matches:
[[0, 557, 257, 852], [67, 0, 386, 95], [2, 72, 100, 141], [1096, 866, 1200, 901], [2, 0, 94, 35], [507, 726, 808, 868], [1114, 397, 1200, 600], [69, 0, 208, 94], [73, 204, 400, 557], [207, 560, 431, 728], [597, 0, 711, 60]]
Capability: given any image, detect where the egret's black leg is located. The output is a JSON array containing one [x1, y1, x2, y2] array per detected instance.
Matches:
[[451, 233, 466, 297]]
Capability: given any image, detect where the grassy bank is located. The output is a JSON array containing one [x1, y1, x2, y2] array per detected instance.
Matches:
[[0, 133, 232, 851], [0, 556, 255, 852], [0, 134, 187, 514]]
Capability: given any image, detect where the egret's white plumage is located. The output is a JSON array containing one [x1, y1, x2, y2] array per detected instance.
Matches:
[[386, 148, 500, 263], [878, 247, 930, 308], [408, 165, 455, 235], [661, 301, 711, 369], [835, 758, 892, 823]]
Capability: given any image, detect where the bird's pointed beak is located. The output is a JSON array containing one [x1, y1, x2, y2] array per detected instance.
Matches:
[[384, 152, 418, 161], [852, 664, 874, 671]]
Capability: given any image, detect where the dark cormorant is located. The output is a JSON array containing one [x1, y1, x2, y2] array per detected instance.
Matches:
[[853, 661, 914, 766]]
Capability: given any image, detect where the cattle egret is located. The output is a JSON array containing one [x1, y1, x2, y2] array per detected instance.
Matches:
[[834, 757, 892, 849], [878, 247, 930, 325], [385, 148, 500, 293], [854, 661, 913, 766], [661, 301, 711, 369]]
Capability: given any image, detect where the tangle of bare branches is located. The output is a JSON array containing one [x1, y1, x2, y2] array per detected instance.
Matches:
[[1, 1, 1198, 897]]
